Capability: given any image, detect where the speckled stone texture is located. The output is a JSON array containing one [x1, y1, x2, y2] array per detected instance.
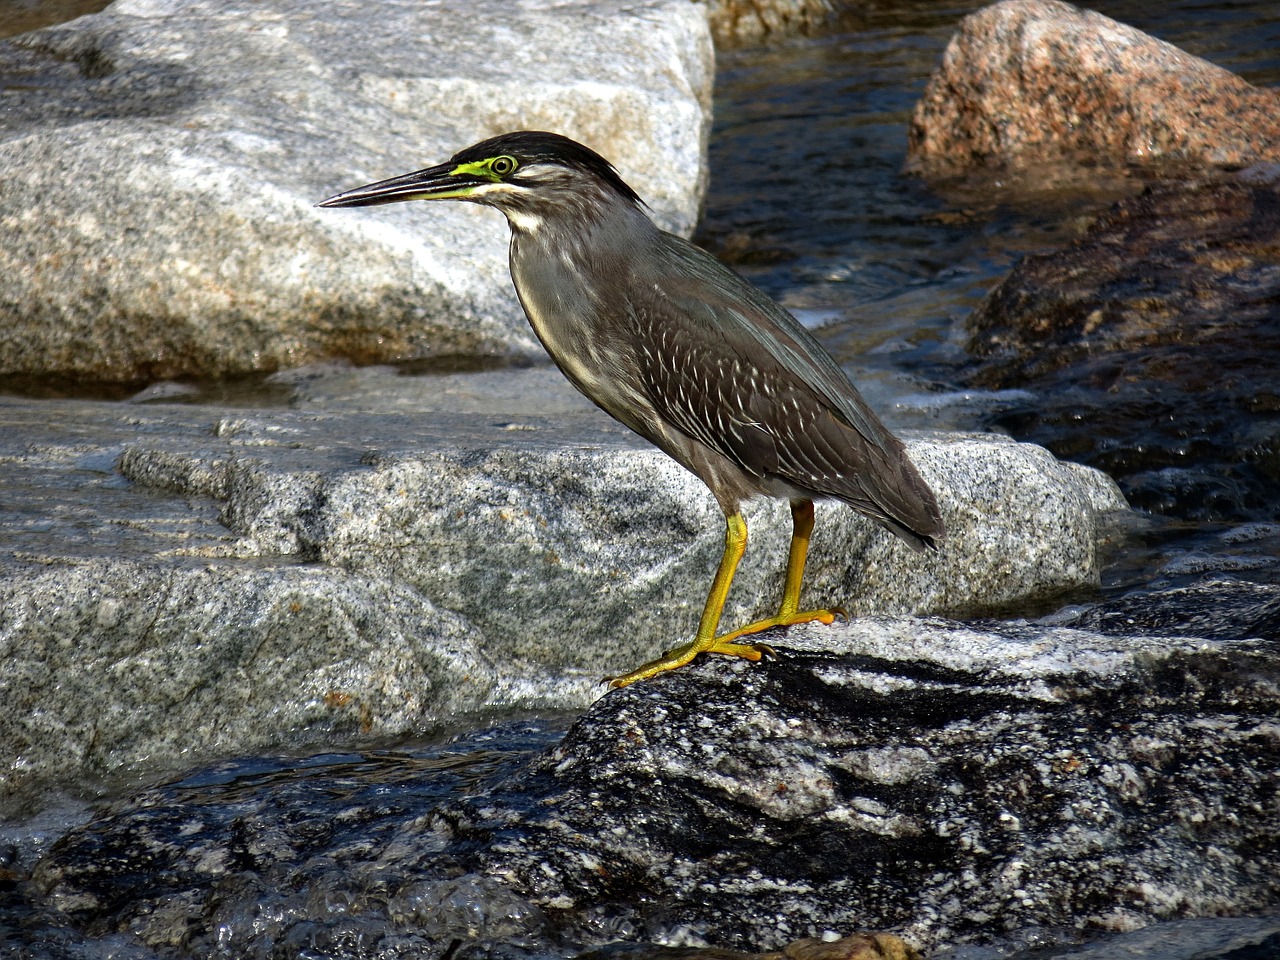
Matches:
[[906, 0, 1280, 177], [21, 593, 1279, 959], [0, 389, 1125, 806], [0, 0, 712, 381], [961, 173, 1280, 522], [119, 424, 1120, 635], [455, 620, 1278, 953]]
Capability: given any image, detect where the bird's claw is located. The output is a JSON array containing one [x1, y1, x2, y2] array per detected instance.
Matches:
[[602, 637, 774, 688], [603, 605, 841, 688]]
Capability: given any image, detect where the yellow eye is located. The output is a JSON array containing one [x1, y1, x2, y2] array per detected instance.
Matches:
[[490, 155, 517, 176]]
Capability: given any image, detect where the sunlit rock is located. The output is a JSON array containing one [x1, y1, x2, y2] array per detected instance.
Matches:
[[907, 0, 1280, 178], [0, 385, 1124, 803], [0, 0, 712, 381]]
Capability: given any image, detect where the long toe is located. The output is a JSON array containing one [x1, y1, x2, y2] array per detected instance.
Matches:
[[715, 608, 841, 645], [704, 638, 774, 660], [605, 634, 776, 688], [605, 642, 701, 688]]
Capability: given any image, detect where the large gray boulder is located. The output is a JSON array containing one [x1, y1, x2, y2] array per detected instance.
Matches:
[[0, 383, 1126, 805], [119, 417, 1121, 637], [0, 0, 713, 381]]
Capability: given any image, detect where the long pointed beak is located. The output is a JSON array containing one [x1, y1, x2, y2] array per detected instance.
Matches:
[[317, 161, 480, 208]]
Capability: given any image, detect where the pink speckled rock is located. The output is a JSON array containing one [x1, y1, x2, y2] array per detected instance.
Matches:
[[907, 0, 1280, 176]]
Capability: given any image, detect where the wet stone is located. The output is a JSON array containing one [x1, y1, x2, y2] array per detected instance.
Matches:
[[16, 608, 1279, 959], [1053, 576, 1280, 643], [960, 174, 1280, 526], [0, 388, 1126, 806]]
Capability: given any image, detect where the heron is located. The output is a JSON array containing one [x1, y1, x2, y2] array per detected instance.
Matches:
[[319, 131, 943, 687]]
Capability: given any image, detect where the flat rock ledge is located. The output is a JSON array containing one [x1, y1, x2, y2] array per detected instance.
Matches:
[[0, 396, 1124, 804], [0, 0, 713, 382], [907, 0, 1280, 179], [20, 600, 1280, 959]]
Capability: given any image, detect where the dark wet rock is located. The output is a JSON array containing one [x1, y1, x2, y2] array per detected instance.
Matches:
[[576, 932, 923, 960], [0, 0, 712, 382], [959, 175, 1280, 524], [19, 610, 1279, 958], [1052, 577, 1280, 643], [907, 0, 1280, 179], [421, 621, 1278, 953], [1000, 917, 1280, 960], [964, 177, 1280, 384]]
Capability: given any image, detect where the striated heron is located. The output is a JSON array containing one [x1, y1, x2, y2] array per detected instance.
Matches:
[[319, 131, 944, 687]]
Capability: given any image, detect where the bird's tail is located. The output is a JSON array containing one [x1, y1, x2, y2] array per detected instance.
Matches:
[[859, 441, 946, 553]]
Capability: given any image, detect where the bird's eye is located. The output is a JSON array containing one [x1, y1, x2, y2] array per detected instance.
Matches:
[[490, 156, 517, 176]]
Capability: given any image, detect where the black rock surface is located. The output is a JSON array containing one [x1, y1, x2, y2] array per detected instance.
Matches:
[[962, 175, 1280, 525], [13, 597, 1279, 959]]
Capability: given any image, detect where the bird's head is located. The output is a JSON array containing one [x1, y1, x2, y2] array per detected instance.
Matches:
[[317, 130, 644, 233]]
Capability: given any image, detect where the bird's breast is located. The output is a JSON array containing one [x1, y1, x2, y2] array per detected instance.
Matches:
[[508, 233, 655, 433]]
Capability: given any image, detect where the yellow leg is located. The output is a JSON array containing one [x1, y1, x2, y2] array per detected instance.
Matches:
[[715, 499, 844, 645], [607, 511, 768, 688], [781, 497, 815, 616]]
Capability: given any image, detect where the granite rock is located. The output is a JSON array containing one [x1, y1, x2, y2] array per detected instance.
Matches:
[[20, 596, 1279, 958], [0, 384, 1126, 804], [0, 558, 518, 803], [906, 0, 1280, 179], [0, 0, 713, 382], [117, 415, 1126, 658]]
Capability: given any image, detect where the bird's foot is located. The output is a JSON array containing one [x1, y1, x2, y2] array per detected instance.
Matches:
[[715, 606, 846, 645], [604, 637, 774, 689], [604, 644, 697, 688]]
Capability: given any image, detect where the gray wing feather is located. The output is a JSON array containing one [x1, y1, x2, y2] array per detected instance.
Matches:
[[625, 233, 944, 548]]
